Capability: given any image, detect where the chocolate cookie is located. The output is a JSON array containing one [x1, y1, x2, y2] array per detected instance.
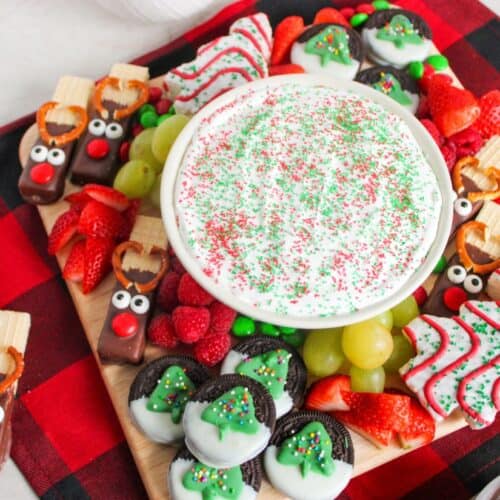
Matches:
[[291, 23, 363, 80], [356, 65, 420, 113], [220, 335, 307, 418], [264, 410, 354, 500], [183, 374, 276, 468], [168, 446, 262, 500], [128, 355, 209, 444], [362, 9, 432, 68]]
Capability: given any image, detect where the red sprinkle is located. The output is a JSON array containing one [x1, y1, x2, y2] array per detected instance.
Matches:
[[119, 141, 130, 163], [443, 286, 468, 312], [413, 286, 428, 307], [155, 98, 173, 115], [86, 138, 110, 159], [132, 124, 144, 137], [339, 7, 355, 20], [30, 162, 55, 184], [111, 312, 139, 337], [356, 3, 375, 14], [148, 86, 162, 104]]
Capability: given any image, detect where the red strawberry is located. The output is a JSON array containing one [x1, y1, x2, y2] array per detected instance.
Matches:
[[62, 239, 85, 282], [209, 301, 237, 335], [83, 184, 130, 212], [269, 64, 305, 76], [78, 200, 126, 240], [47, 208, 80, 255], [177, 273, 214, 306], [313, 7, 349, 27], [271, 16, 305, 66], [64, 191, 93, 212], [82, 237, 114, 294], [157, 271, 181, 312], [147, 313, 178, 349], [397, 397, 435, 448], [474, 89, 500, 139], [172, 306, 210, 344], [448, 126, 484, 159], [118, 198, 141, 241], [420, 118, 443, 146], [304, 375, 351, 412], [417, 64, 435, 94], [194, 332, 231, 367], [428, 76, 480, 137]]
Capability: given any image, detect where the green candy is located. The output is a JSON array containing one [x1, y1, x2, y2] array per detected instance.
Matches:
[[156, 114, 170, 125], [138, 103, 155, 117], [426, 54, 449, 71], [282, 331, 306, 348], [232, 316, 255, 337], [168, 105, 176, 115], [408, 61, 424, 80], [372, 0, 390, 9], [260, 323, 280, 337], [433, 255, 447, 274], [279, 326, 297, 336], [350, 12, 369, 28], [140, 110, 158, 128]]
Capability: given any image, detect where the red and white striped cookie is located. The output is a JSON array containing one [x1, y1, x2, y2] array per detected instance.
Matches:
[[229, 12, 273, 63]]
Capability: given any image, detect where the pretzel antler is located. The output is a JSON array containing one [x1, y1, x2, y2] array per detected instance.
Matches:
[[37, 102, 88, 147], [0, 346, 24, 395], [93, 77, 149, 120], [112, 241, 169, 294], [467, 167, 500, 202]]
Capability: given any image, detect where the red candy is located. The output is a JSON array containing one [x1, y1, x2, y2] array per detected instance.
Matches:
[[30, 162, 54, 184], [418, 64, 436, 94], [443, 286, 468, 312], [339, 7, 355, 20], [86, 138, 110, 159], [119, 141, 130, 163], [112, 312, 139, 337], [356, 3, 375, 15], [448, 127, 484, 159], [148, 86, 162, 104], [269, 64, 305, 76], [155, 98, 173, 116], [132, 124, 144, 137], [412, 286, 428, 307]]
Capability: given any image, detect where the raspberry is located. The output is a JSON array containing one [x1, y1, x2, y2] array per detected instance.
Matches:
[[147, 313, 178, 349], [448, 127, 484, 159], [172, 306, 210, 344], [170, 256, 186, 274], [440, 140, 457, 171], [416, 95, 430, 119], [474, 90, 500, 139], [157, 271, 181, 312], [209, 301, 237, 335], [420, 118, 443, 146], [177, 273, 214, 306], [194, 332, 231, 367]]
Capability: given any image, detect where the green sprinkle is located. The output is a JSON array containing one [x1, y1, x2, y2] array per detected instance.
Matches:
[[408, 61, 425, 80], [433, 255, 447, 274], [350, 13, 369, 28], [232, 316, 256, 337]]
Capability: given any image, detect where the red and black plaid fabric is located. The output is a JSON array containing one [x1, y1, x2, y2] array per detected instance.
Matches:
[[1, 1, 499, 498]]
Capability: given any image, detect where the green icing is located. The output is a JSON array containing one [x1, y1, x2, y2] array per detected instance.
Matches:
[[201, 386, 259, 440], [376, 14, 424, 48], [182, 462, 244, 500], [305, 26, 352, 66], [277, 421, 335, 478], [372, 72, 412, 106], [236, 349, 291, 399], [146, 365, 196, 424]]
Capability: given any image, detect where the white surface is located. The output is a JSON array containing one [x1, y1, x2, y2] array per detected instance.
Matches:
[[0, 458, 36, 499]]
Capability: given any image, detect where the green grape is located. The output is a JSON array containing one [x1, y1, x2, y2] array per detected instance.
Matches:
[[149, 173, 162, 208], [342, 320, 393, 370], [391, 295, 420, 328], [303, 328, 344, 377], [350, 365, 385, 393], [151, 114, 190, 164], [384, 334, 415, 373], [113, 160, 156, 198], [371, 310, 393, 330], [129, 128, 163, 173]]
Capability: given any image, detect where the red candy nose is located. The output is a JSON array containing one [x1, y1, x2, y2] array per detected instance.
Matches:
[[30, 162, 55, 184], [86, 138, 110, 159], [443, 286, 468, 312], [111, 312, 139, 337]]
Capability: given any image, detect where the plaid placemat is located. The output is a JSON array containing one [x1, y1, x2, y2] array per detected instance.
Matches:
[[1, 1, 499, 498]]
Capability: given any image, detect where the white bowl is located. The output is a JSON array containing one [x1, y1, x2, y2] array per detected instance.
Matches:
[[161, 74, 454, 329]]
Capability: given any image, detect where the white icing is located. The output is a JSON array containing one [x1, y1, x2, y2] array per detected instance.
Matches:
[[290, 42, 360, 80], [229, 13, 272, 63], [183, 401, 271, 468], [129, 396, 184, 444], [264, 445, 353, 500], [169, 458, 258, 500], [220, 350, 293, 418], [362, 28, 431, 68]]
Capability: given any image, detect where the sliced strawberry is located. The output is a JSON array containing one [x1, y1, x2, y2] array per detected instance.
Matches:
[[269, 64, 305, 76], [333, 411, 394, 447], [82, 237, 115, 294], [304, 375, 351, 412], [47, 208, 80, 255], [313, 7, 349, 27], [78, 200, 127, 240], [62, 240, 85, 282], [398, 397, 435, 448], [83, 184, 130, 212], [64, 191, 93, 212], [474, 89, 500, 139], [118, 198, 141, 241], [271, 16, 305, 66]]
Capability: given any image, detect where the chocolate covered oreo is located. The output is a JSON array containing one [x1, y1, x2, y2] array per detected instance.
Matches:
[[220, 335, 307, 418], [183, 374, 276, 468], [128, 355, 209, 444], [264, 410, 354, 500]]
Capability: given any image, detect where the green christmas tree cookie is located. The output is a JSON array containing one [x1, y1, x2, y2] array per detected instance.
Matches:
[[235, 349, 291, 399], [376, 14, 424, 48], [201, 386, 259, 440], [305, 26, 352, 66], [372, 72, 412, 105], [146, 365, 196, 424], [277, 421, 335, 478], [182, 462, 244, 500]]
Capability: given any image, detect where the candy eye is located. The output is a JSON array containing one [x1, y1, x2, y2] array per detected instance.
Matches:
[[112, 290, 131, 309], [130, 295, 150, 314], [454, 198, 472, 217], [88, 118, 106, 136], [47, 148, 66, 166], [30, 145, 48, 162], [447, 265, 467, 284], [105, 122, 123, 140], [464, 274, 483, 294]]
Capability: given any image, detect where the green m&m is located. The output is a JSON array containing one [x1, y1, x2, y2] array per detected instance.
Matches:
[[350, 12, 369, 28], [426, 54, 449, 71], [140, 110, 159, 128], [260, 323, 280, 337], [232, 316, 255, 337], [372, 0, 390, 9], [433, 255, 447, 274], [408, 61, 424, 80]]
